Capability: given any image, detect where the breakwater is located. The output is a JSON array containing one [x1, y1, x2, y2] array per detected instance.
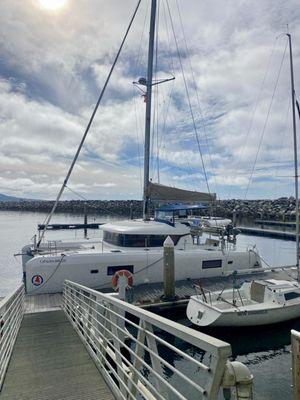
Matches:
[[0, 196, 297, 221], [215, 197, 297, 221], [0, 199, 143, 218]]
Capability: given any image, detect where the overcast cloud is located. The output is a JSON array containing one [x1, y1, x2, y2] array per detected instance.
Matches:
[[0, 0, 299, 200]]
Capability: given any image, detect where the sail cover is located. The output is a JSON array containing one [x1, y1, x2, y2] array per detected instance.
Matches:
[[146, 182, 216, 203]]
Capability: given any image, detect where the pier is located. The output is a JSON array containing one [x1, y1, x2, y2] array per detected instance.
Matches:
[[131, 267, 298, 312], [0, 310, 113, 400], [38, 223, 103, 230], [0, 280, 253, 399], [254, 219, 296, 228], [238, 226, 296, 241]]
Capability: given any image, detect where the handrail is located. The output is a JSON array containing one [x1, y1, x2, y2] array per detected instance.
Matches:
[[62, 280, 232, 399], [291, 329, 300, 399], [0, 284, 25, 391], [194, 284, 214, 305]]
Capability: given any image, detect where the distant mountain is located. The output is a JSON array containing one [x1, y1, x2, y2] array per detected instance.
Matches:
[[0, 193, 25, 202]]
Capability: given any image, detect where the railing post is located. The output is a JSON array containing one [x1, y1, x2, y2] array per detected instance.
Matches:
[[84, 202, 88, 238]]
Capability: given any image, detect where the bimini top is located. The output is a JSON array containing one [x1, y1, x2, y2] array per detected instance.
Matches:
[[101, 219, 190, 235]]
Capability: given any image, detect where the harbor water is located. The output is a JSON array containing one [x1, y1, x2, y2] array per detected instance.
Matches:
[[0, 210, 297, 399]]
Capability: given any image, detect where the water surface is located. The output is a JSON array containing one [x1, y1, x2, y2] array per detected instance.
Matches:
[[0, 210, 297, 398]]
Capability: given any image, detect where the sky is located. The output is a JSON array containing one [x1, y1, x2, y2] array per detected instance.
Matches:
[[0, 0, 299, 201]]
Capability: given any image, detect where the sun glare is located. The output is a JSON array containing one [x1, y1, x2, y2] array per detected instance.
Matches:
[[38, 0, 68, 10]]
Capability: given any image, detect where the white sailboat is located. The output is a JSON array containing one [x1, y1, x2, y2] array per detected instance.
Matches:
[[187, 279, 300, 327], [187, 33, 300, 328], [21, 0, 263, 295]]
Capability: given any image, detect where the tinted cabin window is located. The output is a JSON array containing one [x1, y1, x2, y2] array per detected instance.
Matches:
[[284, 292, 300, 301], [202, 259, 222, 269], [103, 231, 184, 247]]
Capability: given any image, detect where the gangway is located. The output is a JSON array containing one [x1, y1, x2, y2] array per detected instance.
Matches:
[[0, 282, 253, 399]]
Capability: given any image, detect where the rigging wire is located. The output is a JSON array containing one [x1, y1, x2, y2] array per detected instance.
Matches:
[[244, 39, 288, 199], [271, 100, 291, 198], [155, 0, 160, 182], [133, 89, 143, 197], [296, 98, 300, 120], [166, 0, 211, 195], [150, 0, 160, 181], [227, 38, 279, 199], [135, 1, 150, 76], [37, 0, 142, 247], [157, 2, 197, 190], [132, 3, 150, 197], [175, 0, 218, 197], [64, 185, 130, 217], [155, 1, 175, 188]]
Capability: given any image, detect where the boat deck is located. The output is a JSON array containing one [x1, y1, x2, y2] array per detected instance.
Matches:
[[212, 298, 256, 310], [0, 311, 113, 400]]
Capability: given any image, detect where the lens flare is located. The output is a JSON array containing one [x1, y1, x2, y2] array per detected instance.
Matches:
[[38, 0, 68, 10]]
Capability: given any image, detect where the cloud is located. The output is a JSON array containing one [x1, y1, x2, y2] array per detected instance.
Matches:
[[0, 0, 299, 200]]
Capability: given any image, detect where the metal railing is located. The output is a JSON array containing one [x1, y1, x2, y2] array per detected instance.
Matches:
[[194, 284, 214, 305], [62, 280, 232, 400], [291, 329, 300, 400], [0, 284, 25, 390]]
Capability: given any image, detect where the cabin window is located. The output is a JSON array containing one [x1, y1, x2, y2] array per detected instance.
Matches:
[[228, 261, 233, 264], [284, 292, 300, 301], [202, 259, 222, 269], [103, 231, 184, 247], [107, 265, 134, 276], [90, 269, 99, 274]]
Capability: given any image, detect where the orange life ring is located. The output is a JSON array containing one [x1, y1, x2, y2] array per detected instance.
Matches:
[[112, 269, 133, 290]]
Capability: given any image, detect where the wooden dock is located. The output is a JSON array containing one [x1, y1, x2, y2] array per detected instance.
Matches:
[[238, 226, 296, 241], [254, 219, 296, 228], [38, 223, 103, 230], [131, 266, 298, 312], [0, 310, 113, 400]]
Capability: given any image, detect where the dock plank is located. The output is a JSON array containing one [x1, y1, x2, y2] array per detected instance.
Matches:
[[132, 267, 298, 307], [238, 226, 296, 241], [24, 293, 63, 314], [0, 311, 113, 400]]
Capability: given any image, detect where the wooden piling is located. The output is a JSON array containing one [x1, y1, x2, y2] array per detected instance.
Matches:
[[162, 236, 175, 300], [84, 202, 87, 238]]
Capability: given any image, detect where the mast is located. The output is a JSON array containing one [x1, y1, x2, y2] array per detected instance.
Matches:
[[287, 33, 300, 280], [143, 0, 157, 220]]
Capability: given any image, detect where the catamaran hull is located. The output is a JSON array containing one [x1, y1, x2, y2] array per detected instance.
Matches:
[[187, 297, 300, 327], [24, 248, 261, 294]]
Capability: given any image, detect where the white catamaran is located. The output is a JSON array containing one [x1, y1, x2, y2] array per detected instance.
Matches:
[[21, 0, 263, 294]]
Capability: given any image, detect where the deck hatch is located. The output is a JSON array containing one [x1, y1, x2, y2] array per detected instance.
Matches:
[[284, 292, 300, 301]]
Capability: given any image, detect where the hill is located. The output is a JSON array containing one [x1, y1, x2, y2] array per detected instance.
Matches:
[[0, 193, 24, 202]]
